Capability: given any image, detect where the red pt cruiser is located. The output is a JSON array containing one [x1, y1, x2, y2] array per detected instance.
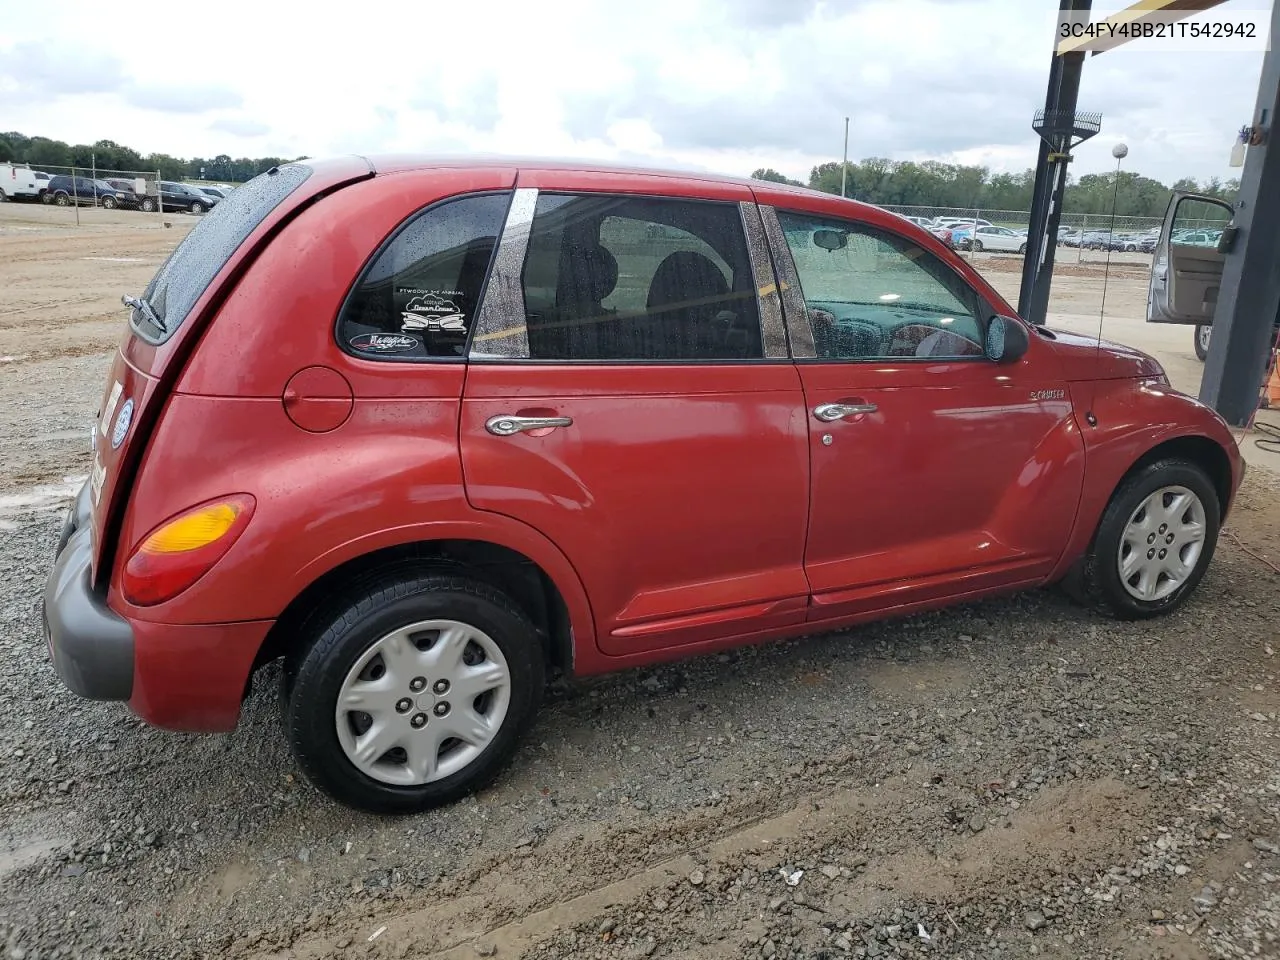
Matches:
[[43, 157, 1244, 813]]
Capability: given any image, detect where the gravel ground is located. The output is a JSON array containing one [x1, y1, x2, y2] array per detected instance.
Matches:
[[1, 469, 1277, 960], [3, 204, 1280, 960]]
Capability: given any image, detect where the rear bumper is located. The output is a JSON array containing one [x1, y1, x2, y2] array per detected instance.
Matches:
[[43, 480, 273, 731], [43, 482, 134, 701]]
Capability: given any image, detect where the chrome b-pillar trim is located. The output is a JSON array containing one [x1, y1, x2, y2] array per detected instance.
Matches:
[[738, 201, 788, 359], [470, 187, 538, 360], [758, 204, 815, 359]]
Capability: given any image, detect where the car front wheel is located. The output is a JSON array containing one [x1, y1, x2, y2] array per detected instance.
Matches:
[[140, 197, 156, 212], [1074, 458, 1220, 620], [283, 573, 544, 813], [1018, 242, 1027, 255], [53, 193, 70, 206]]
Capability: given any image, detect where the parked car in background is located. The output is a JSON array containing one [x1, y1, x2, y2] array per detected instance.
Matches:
[[44, 156, 1243, 814], [196, 186, 228, 201], [927, 223, 956, 248], [1148, 191, 1275, 361], [158, 181, 214, 213], [959, 225, 1027, 254], [103, 178, 156, 212], [42, 175, 129, 208], [0, 163, 44, 202]]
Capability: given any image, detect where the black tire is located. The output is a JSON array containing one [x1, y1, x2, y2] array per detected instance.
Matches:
[[140, 197, 156, 213], [1017, 242, 1027, 255], [53, 192, 70, 207], [1194, 324, 1211, 362], [972, 239, 984, 252], [1074, 458, 1221, 620], [283, 574, 544, 813], [190, 201, 205, 214], [101, 196, 117, 210], [0, 189, 7, 202]]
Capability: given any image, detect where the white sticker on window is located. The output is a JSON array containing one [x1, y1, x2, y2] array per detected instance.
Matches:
[[398, 288, 467, 334]]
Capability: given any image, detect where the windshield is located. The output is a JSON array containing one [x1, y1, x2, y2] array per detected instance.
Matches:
[[129, 164, 313, 342]]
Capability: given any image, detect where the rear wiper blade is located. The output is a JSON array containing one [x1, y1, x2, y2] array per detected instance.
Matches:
[[122, 294, 166, 333]]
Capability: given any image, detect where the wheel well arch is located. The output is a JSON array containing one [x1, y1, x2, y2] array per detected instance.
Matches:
[[1124, 434, 1234, 516], [253, 539, 574, 679]]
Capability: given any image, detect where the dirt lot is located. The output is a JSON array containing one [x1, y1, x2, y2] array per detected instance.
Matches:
[[1, 203, 1278, 960]]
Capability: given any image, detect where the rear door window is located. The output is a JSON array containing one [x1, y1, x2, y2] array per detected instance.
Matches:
[[520, 193, 763, 361], [337, 192, 510, 361], [130, 164, 314, 344]]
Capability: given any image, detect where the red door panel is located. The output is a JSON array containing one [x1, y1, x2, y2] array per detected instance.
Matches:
[[798, 351, 1085, 619], [461, 364, 811, 653]]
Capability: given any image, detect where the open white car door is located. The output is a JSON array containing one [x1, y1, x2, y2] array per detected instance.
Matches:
[[1147, 192, 1234, 326]]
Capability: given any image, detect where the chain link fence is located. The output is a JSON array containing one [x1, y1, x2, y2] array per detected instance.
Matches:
[[2, 164, 165, 225], [875, 204, 1222, 265], [0, 164, 231, 225]]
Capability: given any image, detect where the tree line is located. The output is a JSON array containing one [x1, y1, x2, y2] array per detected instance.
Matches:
[[0, 129, 1236, 213], [0, 131, 304, 184], [751, 160, 1238, 219]]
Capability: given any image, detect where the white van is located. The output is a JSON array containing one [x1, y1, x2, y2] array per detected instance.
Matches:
[[0, 164, 44, 201]]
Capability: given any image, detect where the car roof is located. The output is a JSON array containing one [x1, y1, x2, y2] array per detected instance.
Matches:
[[347, 153, 894, 218]]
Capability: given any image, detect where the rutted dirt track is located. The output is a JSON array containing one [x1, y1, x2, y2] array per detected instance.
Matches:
[[1, 203, 1279, 960]]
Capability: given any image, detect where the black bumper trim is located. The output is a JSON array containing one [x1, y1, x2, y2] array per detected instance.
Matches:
[[43, 483, 134, 701]]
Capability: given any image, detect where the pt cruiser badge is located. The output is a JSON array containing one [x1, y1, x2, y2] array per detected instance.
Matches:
[[1030, 389, 1066, 402]]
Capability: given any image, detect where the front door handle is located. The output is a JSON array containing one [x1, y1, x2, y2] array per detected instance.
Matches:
[[485, 414, 574, 436], [813, 402, 877, 422]]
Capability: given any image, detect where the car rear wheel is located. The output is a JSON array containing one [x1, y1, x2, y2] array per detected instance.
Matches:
[[282, 573, 544, 813], [101, 196, 117, 210], [1073, 458, 1220, 620], [972, 240, 984, 252], [1194, 324, 1211, 362], [190, 201, 205, 214]]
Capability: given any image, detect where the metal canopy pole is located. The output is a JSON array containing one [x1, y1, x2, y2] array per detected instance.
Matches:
[[1019, 0, 1094, 325], [1199, 1, 1280, 426]]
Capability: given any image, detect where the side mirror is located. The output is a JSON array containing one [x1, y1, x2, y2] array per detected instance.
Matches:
[[985, 315, 1030, 364], [812, 228, 848, 251]]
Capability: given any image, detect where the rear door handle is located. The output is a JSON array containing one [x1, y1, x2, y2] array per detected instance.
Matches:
[[813, 402, 877, 422], [485, 414, 573, 436]]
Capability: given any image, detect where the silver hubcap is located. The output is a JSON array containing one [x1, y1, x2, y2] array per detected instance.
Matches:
[[334, 619, 511, 786], [1118, 485, 1207, 602], [1198, 326, 1212, 351]]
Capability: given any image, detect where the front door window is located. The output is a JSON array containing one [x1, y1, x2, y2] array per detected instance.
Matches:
[[775, 212, 986, 360]]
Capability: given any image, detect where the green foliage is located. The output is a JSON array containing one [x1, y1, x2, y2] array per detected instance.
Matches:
[[750, 168, 803, 186], [800, 156, 1237, 218], [1, 130, 296, 184]]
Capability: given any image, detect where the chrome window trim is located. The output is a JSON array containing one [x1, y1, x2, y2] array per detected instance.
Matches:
[[739, 201, 788, 359], [758, 203, 815, 359], [470, 186, 537, 360]]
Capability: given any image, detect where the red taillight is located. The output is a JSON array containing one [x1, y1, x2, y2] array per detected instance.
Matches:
[[121, 495, 255, 606]]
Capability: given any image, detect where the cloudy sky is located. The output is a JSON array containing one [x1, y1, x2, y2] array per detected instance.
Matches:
[[0, 0, 1270, 184]]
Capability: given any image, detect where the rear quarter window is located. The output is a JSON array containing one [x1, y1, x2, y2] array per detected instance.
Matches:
[[130, 164, 313, 343], [337, 192, 510, 361]]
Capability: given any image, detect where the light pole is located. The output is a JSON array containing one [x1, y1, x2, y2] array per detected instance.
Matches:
[[1097, 141, 1128, 328], [840, 117, 850, 198]]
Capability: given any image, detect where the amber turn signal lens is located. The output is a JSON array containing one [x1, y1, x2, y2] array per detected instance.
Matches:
[[122, 495, 255, 606], [138, 502, 241, 554]]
